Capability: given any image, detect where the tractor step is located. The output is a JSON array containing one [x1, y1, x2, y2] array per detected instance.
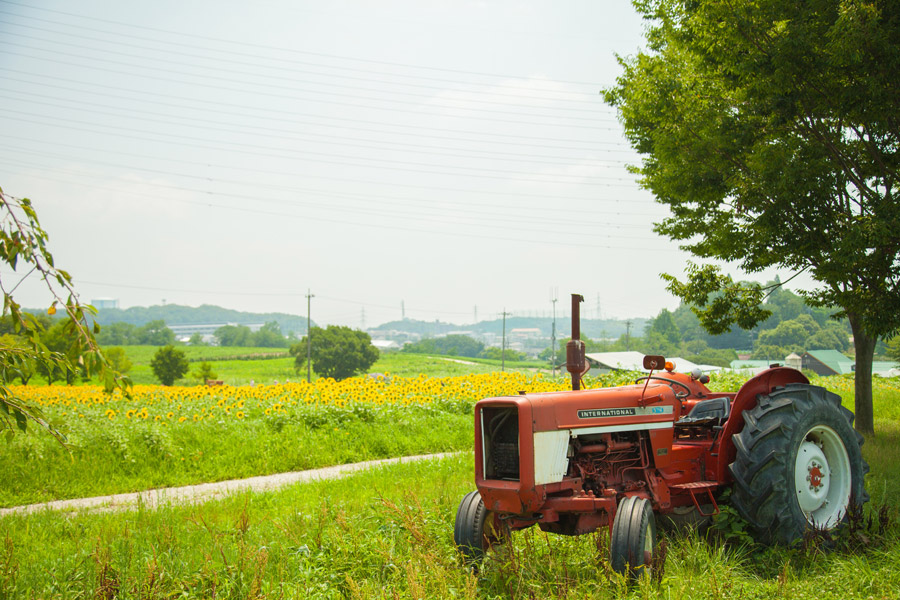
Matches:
[[670, 481, 720, 516]]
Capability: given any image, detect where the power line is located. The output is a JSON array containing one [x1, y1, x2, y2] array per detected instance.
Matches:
[[0, 89, 634, 166], [0, 1, 607, 87], [3, 47, 614, 127], [6, 51, 619, 131], [1, 69, 621, 149], [2, 146, 657, 231], [0, 92, 634, 173], [2, 110, 636, 186], [0, 144, 647, 205], [0, 167, 674, 251], [1, 134, 655, 218], [1, 27, 611, 111]]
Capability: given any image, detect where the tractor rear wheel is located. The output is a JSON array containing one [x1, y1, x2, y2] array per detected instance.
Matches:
[[610, 496, 657, 577], [729, 383, 869, 545], [453, 490, 505, 563]]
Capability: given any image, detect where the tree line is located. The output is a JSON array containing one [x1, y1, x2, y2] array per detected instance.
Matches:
[[92, 320, 295, 348], [400, 335, 527, 362]]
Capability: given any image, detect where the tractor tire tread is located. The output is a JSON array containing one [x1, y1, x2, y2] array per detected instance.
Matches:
[[728, 383, 868, 545]]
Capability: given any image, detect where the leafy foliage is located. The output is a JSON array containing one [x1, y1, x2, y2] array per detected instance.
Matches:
[[0, 188, 128, 442], [135, 320, 175, 345], [888, 336, 900, 363], [150, 345, 189, 385], [401, 334, 484, 358], [290, 325, 379, 380], [103, 347, 132, 374], [477, 346, 526, 361], [605, 1, 900, 431], [192, 361, 217, 382], [215, 321, 290, 348]]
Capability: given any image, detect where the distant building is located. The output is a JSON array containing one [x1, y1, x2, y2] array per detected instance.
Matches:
[[371, 339, 400, 351], [801, 350, 854, 376], [801, 349, 899, 377], [785, 352, 802, 370], [168, 323, 264, 338], [91, 298, 119, 310], [585, 351, 722, 375]]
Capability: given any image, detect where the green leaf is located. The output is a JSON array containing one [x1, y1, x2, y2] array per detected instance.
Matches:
[[14, 410, 27, 433]]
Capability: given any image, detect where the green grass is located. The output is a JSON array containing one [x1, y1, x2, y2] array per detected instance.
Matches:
[[372, 352, 548, 378], [1, 454, 897, 599], [4, 358, 899, 598], [0, 399, 472, 508], [103, 346, 548, 385]]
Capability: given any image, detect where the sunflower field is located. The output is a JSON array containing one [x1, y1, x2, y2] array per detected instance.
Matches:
[[0, 371, 582, 507], [4, 368, 899, 510]]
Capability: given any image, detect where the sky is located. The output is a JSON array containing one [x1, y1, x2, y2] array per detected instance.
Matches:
[[0, 0, 806, 328]]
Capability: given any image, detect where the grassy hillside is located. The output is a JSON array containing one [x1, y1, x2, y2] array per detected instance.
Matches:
[[2, 359, 898, 598], [108, 346, 548, 386], [1, 453, 897, 598]]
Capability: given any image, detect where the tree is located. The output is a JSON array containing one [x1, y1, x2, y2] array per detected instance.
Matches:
[[751, 344, 790, 362], [252, 321, 289, 348], [401, 334, 485, 358], [885, 335, 900, 363], [756, 320, 808, 353], [215, 324, 253, 347], [193, 361, 217, 382], [290, 326, 378, 380], [646, 309, 682, 346], [0, 188, 127, 442], [103, 347, 132, 374], [0, 334, 35, 384], [95, 321, 137, 346], [808, 325, 851, 352], [150, 345, 189, 385], [136, 320, 175, 345], [188, 332, 206, 346], [478, 347, 526, 362], [606, 1, 900, 433]]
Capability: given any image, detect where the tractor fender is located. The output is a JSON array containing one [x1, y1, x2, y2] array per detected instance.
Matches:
[[714, 367, 809, 483]]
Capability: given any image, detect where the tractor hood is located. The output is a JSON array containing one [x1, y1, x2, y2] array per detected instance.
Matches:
[[496, 382, 679, 435]]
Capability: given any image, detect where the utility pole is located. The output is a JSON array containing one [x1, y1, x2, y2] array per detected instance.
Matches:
[[474, 305, 478, 323], [625, 320, 633, 351], [401, 300, 406, 320], [551, 289, 558, 377], [306, 289, 314, 383], [501, 309, 511, 372], [361, 308, 366, 329], [597, 293, 601, 320]]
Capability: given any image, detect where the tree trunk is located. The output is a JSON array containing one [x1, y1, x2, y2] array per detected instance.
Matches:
[[848, 312, 875, 434]]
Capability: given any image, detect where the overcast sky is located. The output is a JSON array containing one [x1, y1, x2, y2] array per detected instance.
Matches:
[[0, 0, 804, 328]]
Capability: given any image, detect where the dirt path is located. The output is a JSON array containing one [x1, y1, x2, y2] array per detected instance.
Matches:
[[436, 357, 477, 365], [0, 452, 457, 517]]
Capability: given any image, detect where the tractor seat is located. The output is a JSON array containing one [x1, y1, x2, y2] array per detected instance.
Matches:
[[676, 397, 731, 426]]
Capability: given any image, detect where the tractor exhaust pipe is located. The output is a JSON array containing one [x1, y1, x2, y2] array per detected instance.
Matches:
[[566, 293, 586, 390]]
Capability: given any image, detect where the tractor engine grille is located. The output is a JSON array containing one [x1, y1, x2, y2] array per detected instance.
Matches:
[[482, 406, 519, 480]]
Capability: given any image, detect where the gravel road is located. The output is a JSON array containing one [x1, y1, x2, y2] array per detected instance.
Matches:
[[0, 452, 457, 517]]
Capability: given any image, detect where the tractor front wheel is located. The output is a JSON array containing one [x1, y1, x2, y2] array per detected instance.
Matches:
[[610, 495, 657, 577], [729, 383, 869, 545], [453, 490, 505, 563]]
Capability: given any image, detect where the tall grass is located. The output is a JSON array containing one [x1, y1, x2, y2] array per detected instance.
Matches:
[[1, 454, 897, 599], [105, 346, 549, 385]]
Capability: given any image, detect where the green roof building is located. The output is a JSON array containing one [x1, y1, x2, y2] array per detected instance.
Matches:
[[802, 350, 854, 376]]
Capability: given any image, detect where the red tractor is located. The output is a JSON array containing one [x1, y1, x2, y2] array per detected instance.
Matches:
[[454, 294, 868, 575]]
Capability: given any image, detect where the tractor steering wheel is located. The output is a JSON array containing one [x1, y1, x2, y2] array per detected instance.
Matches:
[[634, 376, 692, 399]]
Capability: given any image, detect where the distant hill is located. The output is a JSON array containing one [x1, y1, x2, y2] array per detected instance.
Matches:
[[29, 303, 648, 340], [89, 304, 313, 335], [370, 316, 649, 339]]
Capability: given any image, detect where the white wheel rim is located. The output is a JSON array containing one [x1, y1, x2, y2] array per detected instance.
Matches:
[[793, 425, 851, 528]]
